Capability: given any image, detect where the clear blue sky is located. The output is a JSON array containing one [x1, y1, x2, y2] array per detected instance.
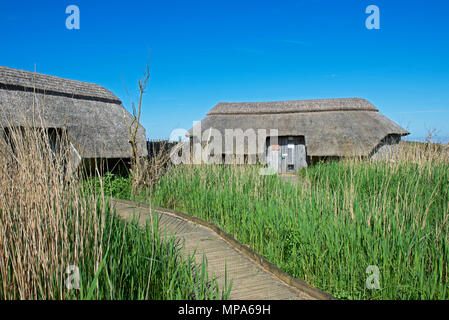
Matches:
[[1, 0, 448, 142]]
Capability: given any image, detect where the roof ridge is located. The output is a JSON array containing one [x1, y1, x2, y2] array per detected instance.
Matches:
[[216, 98, 368, 104], [208, 108, 378, 115], [207, 98, 378, 115], [0, 65, 121, 103]]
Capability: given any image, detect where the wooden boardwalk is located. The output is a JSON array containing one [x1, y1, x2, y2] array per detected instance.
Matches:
[[112, 199, 333, 300]]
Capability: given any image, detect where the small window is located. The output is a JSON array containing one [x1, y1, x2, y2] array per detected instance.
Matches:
[[288, 164, 295, 171]]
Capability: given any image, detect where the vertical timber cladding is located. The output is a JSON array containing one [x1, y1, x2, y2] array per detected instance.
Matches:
[[267, 136, 307, 173]]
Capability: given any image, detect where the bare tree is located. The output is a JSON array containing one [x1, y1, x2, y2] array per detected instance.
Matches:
[[123, 64, 150, 192], [123, 63, 172, 195]]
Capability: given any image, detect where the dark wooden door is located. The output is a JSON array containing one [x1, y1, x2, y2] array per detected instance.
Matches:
[[267, 136, 307, 173]]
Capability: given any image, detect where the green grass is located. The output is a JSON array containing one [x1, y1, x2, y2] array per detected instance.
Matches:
[[72, 201, 229, 300], [139, 161, 449, 300], [90, 172, 133, 200], [79, 179, 231, 300], [1, 182, 230, 300]]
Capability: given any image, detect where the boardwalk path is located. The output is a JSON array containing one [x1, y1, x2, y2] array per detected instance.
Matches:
[[112, 198, 333, 300]]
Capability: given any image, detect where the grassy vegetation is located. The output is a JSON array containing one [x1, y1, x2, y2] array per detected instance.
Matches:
[[0, 126, 227, 300], [72, 200, 228, 300], [137, 143, 449, 300]]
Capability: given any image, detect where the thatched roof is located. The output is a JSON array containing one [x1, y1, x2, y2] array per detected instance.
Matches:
[[191, 98, 409, 157], [208, 98, 378, 114], [0, 66, 147, 158]]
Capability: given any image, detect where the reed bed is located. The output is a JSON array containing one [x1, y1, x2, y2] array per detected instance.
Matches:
[[0, 125, 226, 300], [148, 142, 449, 299]]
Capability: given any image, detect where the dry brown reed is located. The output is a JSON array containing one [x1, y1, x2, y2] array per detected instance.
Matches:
[[0, 120, 104, 299]]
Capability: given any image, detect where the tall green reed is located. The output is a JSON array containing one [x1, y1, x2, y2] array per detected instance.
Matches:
[[151, 158, 449, 299]]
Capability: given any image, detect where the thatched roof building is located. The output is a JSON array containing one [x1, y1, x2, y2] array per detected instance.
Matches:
[[190, 98, 409, 171], [0, 66, 147, 163]]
